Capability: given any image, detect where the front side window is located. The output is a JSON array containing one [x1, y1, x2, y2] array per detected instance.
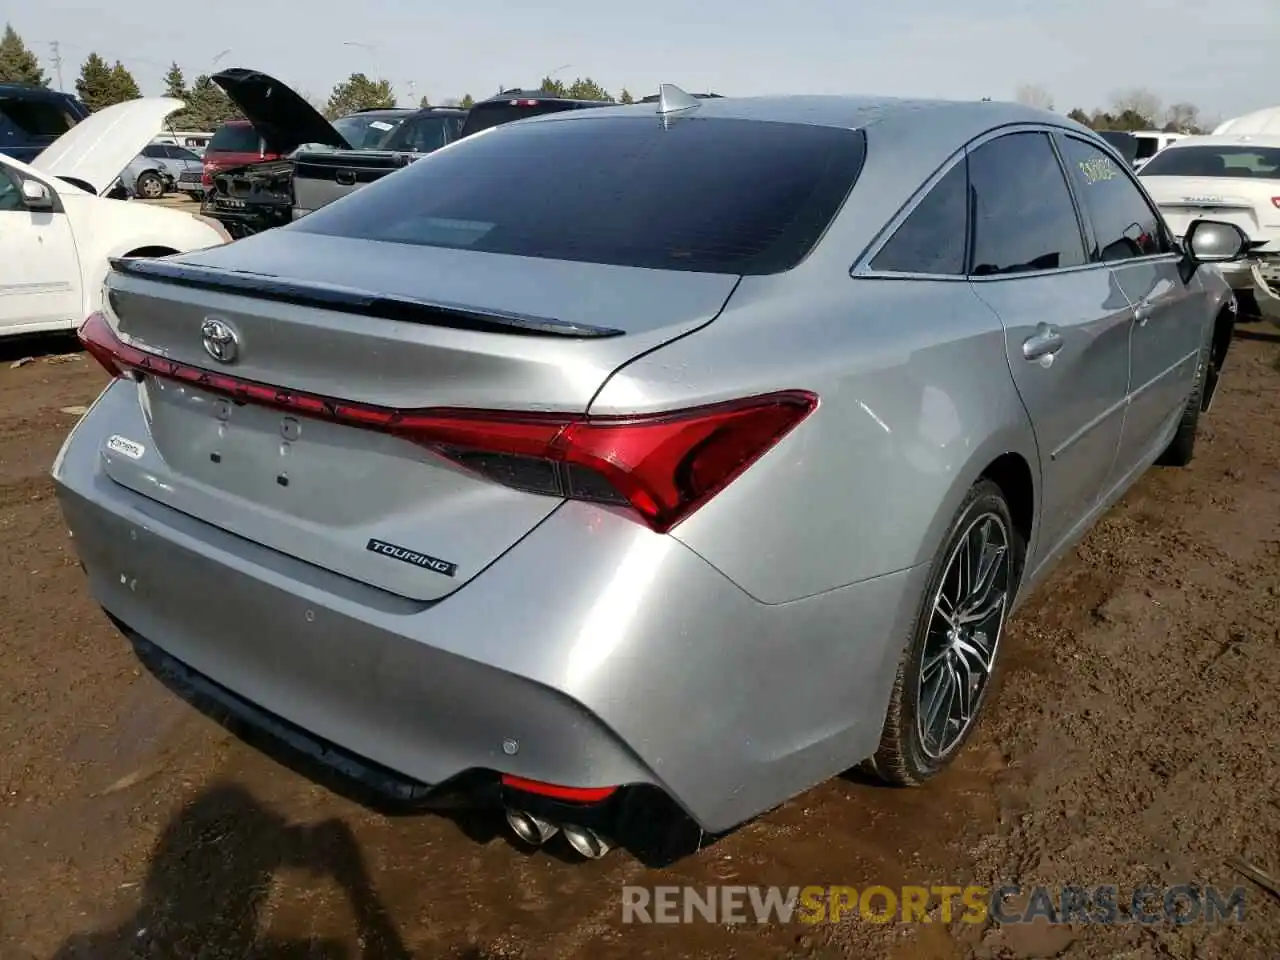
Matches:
[[1059, 136, 1169, 262], [294, 116, 868, 275], [380, 115, 456, 153], [967, 132, 1087, 276], [870, 160, 968, 275], [0, 166, 22, 211]]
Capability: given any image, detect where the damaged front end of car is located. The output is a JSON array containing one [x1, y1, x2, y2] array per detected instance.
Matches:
[[201, 158, 294, 238]]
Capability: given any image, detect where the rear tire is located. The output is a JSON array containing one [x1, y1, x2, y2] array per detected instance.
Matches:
[[1156, 347, 1208, 467], [868, 480, 1024, 786], [135, 171, 164, 200]]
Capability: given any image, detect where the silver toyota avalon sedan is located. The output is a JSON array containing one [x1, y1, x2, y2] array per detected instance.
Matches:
[[54, 87, 1248, 860]]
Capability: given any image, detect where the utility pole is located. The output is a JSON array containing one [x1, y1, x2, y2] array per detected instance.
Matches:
[[48, 40, 64, 91]]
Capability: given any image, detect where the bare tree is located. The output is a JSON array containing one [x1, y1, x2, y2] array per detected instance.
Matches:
[[1015, 83, 1055, 111], [1111, 88, 1162, 127], [1163, 101, 1202, 134]]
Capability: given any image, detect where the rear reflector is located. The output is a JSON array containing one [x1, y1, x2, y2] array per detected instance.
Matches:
[[78, 311, 816, 533], [1273, 197, 1280, 209], [500, 774, 617, 803]]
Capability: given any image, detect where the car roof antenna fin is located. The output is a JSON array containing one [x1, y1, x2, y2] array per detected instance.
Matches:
[[655, 83, 700, 116]]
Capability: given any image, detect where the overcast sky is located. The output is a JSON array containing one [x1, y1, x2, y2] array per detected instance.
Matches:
[[12, 0, 1279, 122]]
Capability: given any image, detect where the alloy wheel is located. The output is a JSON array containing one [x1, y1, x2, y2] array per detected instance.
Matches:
[[916, 511, 1012, 760]]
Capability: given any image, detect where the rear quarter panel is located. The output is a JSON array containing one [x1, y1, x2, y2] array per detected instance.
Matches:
[[590, 271, 1039, 605]]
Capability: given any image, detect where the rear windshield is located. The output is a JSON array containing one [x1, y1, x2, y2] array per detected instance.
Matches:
[[0, 97, 77, 137], [380, 114, 463, 153], [292, 116, 866, 274], [332, 114, 405, 149], [1139, 145, 1280, 178], [457, 100, 586, 138], [208, 123, 261, 153]]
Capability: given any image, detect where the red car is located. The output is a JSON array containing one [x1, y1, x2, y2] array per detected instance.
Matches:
[[200, 119, 277, 189]]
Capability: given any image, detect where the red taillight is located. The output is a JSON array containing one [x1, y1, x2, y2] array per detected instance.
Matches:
[[511, 99, 539, 106], [77, 311, 817, 533], [1272, 197, 1280, 209], [500, 775, 617, 803]]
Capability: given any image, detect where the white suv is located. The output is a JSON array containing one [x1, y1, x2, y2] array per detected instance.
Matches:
[[1139, 134, 1280, 324]]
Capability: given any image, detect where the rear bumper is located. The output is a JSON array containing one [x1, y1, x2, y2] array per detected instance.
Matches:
[[53, 383, 925, 833]]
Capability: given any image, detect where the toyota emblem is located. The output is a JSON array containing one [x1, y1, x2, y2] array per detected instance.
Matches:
[[201, 316, 239, 363]]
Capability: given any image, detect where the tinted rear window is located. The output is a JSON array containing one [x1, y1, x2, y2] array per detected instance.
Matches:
[[457, 100, 586, 138], [0, 97, 77, 137], [208, 123, 261, 153], [381, 115, 463, 153], [1139, 145, 1280, 178], [293, 116, 866, 274]]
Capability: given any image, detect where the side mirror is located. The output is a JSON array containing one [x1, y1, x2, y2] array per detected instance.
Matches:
[[21, 179, 54, 210], [1185, 219, 1248, 263]]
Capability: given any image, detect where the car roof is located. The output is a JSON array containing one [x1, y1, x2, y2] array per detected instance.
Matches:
[[0, 82, 75, 100], [524, 94, 1088, 149], [346, 107, 415, 115], [404, 106, 468, 118], [1155, 133, 1280, 149], [478, 89, 609, 106]]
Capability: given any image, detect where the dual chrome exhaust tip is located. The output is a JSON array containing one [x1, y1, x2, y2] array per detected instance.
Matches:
[[504, 808, 612, 859]]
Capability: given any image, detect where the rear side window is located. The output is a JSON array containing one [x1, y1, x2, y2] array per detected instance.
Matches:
[[1134, 136, 1160, 160], [1058, 136, 1169, 261], [208, 123, 261, 152], [871, 160, 968, 276], [457, 100, 587, 138], [0, 97, 76, 137], [294, 116, 867, 275], [1139, 144, 1280, 178], [967, 132, 1087, 276]]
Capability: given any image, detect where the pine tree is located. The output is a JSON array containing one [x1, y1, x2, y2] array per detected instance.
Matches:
[[163, 61, 186, 100], [75, 53, 113, 111], [459, 93, 475, 109], [108, 62, 141, 102], [324, 73, 395, 120], [0, 23, 47, 86], [619, 88, 634, 104]]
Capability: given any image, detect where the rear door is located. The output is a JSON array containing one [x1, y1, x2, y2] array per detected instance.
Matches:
[[964, 130, 1133, 560], [1057, 133, 1205, 478]]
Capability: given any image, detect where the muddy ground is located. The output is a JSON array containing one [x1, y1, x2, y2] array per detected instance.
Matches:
[[1, 323, 1279, 960]]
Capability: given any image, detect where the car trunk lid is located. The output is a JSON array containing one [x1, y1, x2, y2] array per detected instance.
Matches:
[[1142, 174, 1280, 241], [95, 232, 740, 601]]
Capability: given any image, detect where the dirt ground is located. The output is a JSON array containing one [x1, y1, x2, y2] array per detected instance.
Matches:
[[1, 321, 1279, 960]]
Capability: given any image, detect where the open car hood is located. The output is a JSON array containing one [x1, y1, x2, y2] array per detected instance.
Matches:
[[30, 97, 183, 196], [212, 68, 351, 154]]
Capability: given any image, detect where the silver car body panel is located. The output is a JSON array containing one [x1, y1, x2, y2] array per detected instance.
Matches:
[[54, 94, 1233, 832]]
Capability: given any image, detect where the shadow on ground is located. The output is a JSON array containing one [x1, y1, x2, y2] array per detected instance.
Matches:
[[49, 783, 413, 960]]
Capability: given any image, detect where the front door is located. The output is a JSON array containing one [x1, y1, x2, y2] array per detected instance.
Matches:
[[963, 130, 1133, 564], [0, 163, 80, 334], [1056, 133, 1205, 480]]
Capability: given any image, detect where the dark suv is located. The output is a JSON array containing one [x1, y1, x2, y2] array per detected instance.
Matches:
[[0, 84, 91, 163], [455, 90, 611, 139]]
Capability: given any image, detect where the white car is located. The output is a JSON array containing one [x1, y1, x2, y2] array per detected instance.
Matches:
[[1139, 133, 1280, 325], [0, 97, 230, 338]]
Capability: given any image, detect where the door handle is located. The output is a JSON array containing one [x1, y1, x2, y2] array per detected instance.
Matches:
[[1133, 300, 1155, 325], [1022, 325, 1064, 364]]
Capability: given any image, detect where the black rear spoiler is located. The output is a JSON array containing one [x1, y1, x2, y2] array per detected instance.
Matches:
[[108, 257, 625, 339]]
